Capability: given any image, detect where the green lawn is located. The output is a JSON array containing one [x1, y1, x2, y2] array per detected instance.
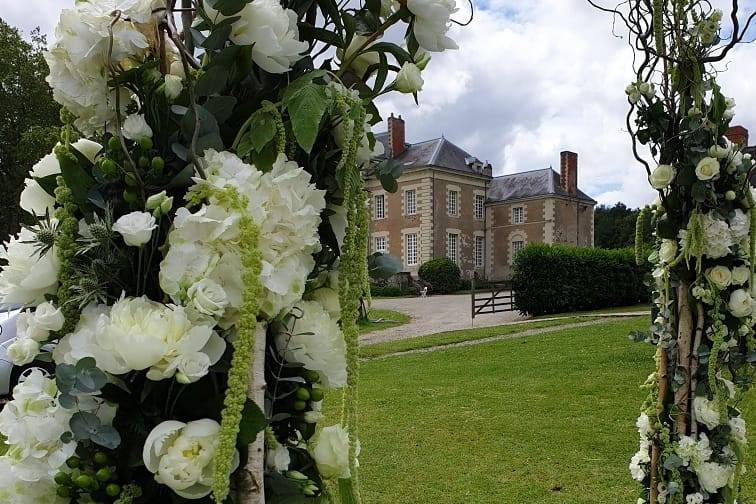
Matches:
[[358, 309, 411, 334], [334, 318, 756, 504], [534, 303, 651, 319]]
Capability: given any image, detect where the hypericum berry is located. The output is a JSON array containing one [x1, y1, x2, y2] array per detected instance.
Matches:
[[54, 471, 71, 485], [106, 483, 121, 497], [304, 369, 320, 383], [108, 136, 121, 151], [138, 137, 153, 151], [56, 486, 72, 498], [293, 400, 307, 411], [151, 156, 165, 172], [138, 156, 150, 169], [74, 474, 94, 489], [93, 452, 109, 466], [310, 388, 324, 401], [124, 172, 139, 187], [66, 456, 81, 469], [123, 189, 138, 205], [295, 387, 311, 401], [95, 468, 112, 482]]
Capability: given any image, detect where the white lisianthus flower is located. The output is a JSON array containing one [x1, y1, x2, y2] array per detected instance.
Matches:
[[693, 396, 722, 429], [274, 301, 347, 389], [731, 264, 750, 285], [304, 399, 324, 423], [0, 227, 60, 306], [164, 74, 183, 100], [676, 434, 712, 470], [308, 425, 355, 479], [327, 203, 348, 250], [265, 443, 291, 472], [122, 114, 153, 141], [728, 288, 754, 318], [204, 0, 307, 73], [650, 164, 676, 189], [395, 62, 424, 93], [728, 208, 750, 240], [658, 239, 678, 264], [145, 191, 174, 214], [706, 266, 732, 290], [53, 297, 225, 382], [695, 157, 720, 181], [337, 35, 379, 78], [407, 0, 459, 52], [697, 461, 735, 493], [6, 338, 41, 366], [186, 278, 229, 320], [113, 211, 157, 246], [143, 419, 237, 499], [414, 47, 432, 70]]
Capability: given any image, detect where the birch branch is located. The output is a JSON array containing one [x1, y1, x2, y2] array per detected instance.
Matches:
[[674, 283, 694, 437], [689, 302, 705, 437]]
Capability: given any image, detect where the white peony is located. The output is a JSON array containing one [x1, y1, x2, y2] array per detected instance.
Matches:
[[265, 443, 291, 472], [308, 424, 355, 480], [705, 266, 732, 290], [0, 227, 60, 306], [122, 114, 153, 141], [274, 301, 347, 389], [164, 74, 183, 100], [695, 157, 720, 181], [113, 211, 157, 246], [6, 338, 41, 366], [395, 62, 424, 93], [186, 278, 229, 320], [143, 419, 237, 499], [693, 396, 722, 429], [697, 461, 734, 493], [649, 164, 676, 189], [0, 457, 66, 504], [728, 288, 754, 318], [659, 239, 678, 264], [407, 0, 459, 52], [204, 0, 307, 73], [731, 264, 750, 285], [53, 297, 225, 382]]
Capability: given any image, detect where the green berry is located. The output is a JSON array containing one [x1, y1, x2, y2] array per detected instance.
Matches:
[[93, 452, 109, 466], [66, 456, 81, 469], [310, 388, 324, 401], [101, 159, 117, 175], [74, 474, 94, 489], [303, 370, 320, 383], [56, 486, 72, 498], [54, 471, 71, 485], [105, 483, 121, 497], [151, 156, 165, 172], [138, 137, 153, 150], [123, 189, 138, 205], [295, 388, 311, 401], [108, 136, 121, 151], [138, 156, 149, 168], [125, 172, 139, 187], [95, 468, 112, 482], [293, 400, 307, 411]]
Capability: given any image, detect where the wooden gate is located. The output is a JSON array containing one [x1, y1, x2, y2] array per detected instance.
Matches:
[[471, 277, 515, 319]]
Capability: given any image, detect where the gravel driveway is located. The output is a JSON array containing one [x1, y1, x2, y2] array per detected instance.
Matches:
[[363, 293, 526, 345]]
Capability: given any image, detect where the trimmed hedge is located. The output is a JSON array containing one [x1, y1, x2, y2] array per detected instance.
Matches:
[[418, 258, 462, 294], [511, 244, 650, 316], [370, 285, 412, 297]]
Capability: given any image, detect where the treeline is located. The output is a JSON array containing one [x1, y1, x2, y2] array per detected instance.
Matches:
[[594, 202, 654, 249]]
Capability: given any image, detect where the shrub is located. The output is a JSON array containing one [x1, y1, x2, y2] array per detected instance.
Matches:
[[370, 285, 410, 297], [418, 258, 461, 294], [511, 244, 651, 316]]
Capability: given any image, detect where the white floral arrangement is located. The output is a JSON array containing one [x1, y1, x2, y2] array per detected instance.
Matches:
[[0, 0, 463, 502]]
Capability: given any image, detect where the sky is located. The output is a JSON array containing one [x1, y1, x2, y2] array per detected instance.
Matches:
[[3, 0, 756, 207]]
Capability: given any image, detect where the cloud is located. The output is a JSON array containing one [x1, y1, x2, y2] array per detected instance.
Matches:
[[5, 0, 756, 208]]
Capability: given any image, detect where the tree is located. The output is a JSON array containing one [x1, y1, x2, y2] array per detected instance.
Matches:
[[594, 202, 654, 249], [0, 19, 60, 242]]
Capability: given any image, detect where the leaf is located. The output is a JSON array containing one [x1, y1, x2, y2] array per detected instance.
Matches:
[[70, 412, 122, 449], [207, 0, 251, 15], [237, 109, 277, 157], [368, 253, 401, 280], [58, 150, 96, 208], [181, 105, 220, 143], [237, 400, 267, 446], [285, 83, 328, 153], [204, 96, 238, 124], [370, 42, 412, 65], [195, 132, 225, 153], [195, 66, 229, 96], [168, 163, 195, 189], [202, 24, 232, 50], [87, 187, 106, 209], [91, 424, 121, 449]]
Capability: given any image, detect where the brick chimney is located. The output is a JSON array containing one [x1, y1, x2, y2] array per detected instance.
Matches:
[[387, 113, 406, 158], [725, 125, 750, 147], [560, 151, 578, 196]]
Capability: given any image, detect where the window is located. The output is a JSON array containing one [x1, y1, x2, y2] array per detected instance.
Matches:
[[447, 190, 459, 216], [405, 189, 417, 216], [374, 236, 387, 254], [512, 206, 524, 224], [474, 194, 485, 220], [405, 233, 418, 266], [374, 194, 385, 219], [446, 233, 459, 264], [475, 235, 485, 268], [512, 240, 524, 256]]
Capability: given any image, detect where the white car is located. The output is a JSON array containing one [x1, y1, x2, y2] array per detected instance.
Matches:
[[0, 306, 53, 399]]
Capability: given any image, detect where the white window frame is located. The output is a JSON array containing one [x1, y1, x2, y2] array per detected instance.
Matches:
[[512, 206, 524, 224], [374, 194, 386, 220], [374, 236, 387, 254], [512, 240, 525, 256], [474, 194, 485, 220], [405, 189, 417, 216], [405, 233, 418, 266], [475, 235, 485, 268], [446, 232, 459, 265], [447, 190, 460, 217]]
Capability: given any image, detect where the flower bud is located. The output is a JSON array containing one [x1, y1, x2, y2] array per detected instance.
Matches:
[[395, 62, 424, 93]]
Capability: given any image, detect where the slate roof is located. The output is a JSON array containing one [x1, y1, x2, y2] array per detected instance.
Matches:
[[487, 168, 597, 204], [373, 132, 490, 177]]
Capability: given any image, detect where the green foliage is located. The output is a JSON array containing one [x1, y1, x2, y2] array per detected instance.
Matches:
[[367, 253, 402, 281], [369, 285, 412, 297], [594, 202, 654, 249], [511, 244, 651, 316], [418, 258, 462, 294]]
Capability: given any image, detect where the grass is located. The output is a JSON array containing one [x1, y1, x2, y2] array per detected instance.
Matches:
[[360, 316, 599, 359], [534, 303, 651, 319], [328, 318, 756, 504], [357, 309, 411, 334]]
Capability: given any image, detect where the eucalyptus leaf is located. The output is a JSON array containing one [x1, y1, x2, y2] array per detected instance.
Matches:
[[195, 66, 229, 97], [207, 0, 251, 16], [204, 96, 238, 124], [202, 24, 232, 50]]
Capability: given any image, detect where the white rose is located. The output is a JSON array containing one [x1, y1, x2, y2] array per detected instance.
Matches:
[[728, 288, 754, 318], [407, 0, 459, 52], [164, 74, 183, 100], [731, 265, 750, 285], [705, 266, 732, 290], [693, 396, 722, 429], [122, 114, 153, 141], [175, 352, 212, 385], [309, 424, 353, 479], [204, 0, 307, 73], [695, 157, 720, 181], [649, 164, 676, 189], [395, 62, 424, 93], [113, 211, 157, 246], [709, 144, 730, 159], [143, 419, 237, 499], [337, 35, 379, 78], [33, 301, 65, 332], [0, 228, 60, 306], [658, 239, 677, 264], [187, 278, 229, 319], [265, 443, 291, 472], [6, 338, 41, 366]]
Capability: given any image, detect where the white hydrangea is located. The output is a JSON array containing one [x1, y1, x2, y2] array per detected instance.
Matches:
[[729, 415, 747, 447], [629, 438, 651, 481], [729, 209, 750, 240], [676, 434, 712, 470], [0, 227, 60, 306], [204, 0, 307, 73], [162, 150, 325, 319], [636, 412, 653, 438], [274, 300, 347, 389], [700, 212, 734, 259], [693, 396, 722, 430], [44, 0, 161, 134], [698, 461, 735, 493], [0, 457, 66, 504], [53, 297, 225, 383]]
